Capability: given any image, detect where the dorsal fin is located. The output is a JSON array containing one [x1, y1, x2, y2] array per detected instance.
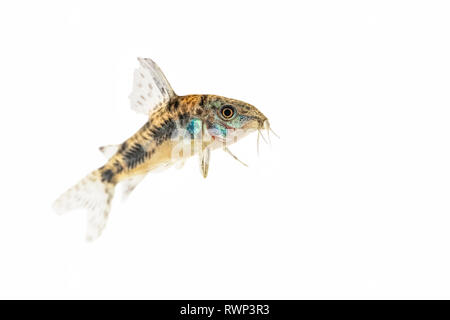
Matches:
[[129, 58, 176, 115]]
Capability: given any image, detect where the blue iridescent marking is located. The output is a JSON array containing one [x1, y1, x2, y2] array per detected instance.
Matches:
[[187, 118, 202, 136]]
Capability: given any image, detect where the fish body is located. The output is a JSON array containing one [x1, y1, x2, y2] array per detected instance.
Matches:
[[54, 58, 272, 240]]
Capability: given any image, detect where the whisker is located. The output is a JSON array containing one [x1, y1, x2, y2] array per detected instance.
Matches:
[[269, 127, 280, 139], [266, 126, 271, 145], [257, 130, 260, 156], [224, 146, 248, 167], [258, 129, 268, 144]]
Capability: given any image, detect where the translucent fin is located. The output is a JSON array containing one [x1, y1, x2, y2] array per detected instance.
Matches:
[[53, 171, 115, 241], [99, 144, 119, 158], [175, 160, 186, 169], [199, 147, 210, 178], [224, 146, 248, 167], [129, 58, 176, 115], [197, 121, 211, 178], [120, 174, 146, 201]]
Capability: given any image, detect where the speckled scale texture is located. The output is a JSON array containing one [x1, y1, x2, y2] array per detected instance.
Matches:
[[54, 58, 272, 241]]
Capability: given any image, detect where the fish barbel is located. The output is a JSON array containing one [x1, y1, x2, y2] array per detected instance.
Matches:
[[53, 58, 274, 241]]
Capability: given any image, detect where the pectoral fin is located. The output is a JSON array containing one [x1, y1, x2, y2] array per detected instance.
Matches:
[[197, 122, 211, 178], [199, 147, 210, 178]]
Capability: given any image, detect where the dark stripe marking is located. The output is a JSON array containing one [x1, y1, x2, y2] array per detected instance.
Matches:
[[119, 142, 128, 153], [150, 118, 178, 145], [101, 169, 114, 183], [123, 143, 149, 169], [200, 95, 207, 107], [169, 99, 179, 112], [178, 113, 190, 127]]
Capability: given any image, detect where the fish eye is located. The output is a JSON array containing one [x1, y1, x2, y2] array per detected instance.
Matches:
[[220, 105, 235, 120]]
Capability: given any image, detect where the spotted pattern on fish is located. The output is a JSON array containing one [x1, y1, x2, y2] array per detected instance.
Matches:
[[168, 99, 179, 112], [113, 160, 123, 174], [118, 142, 128, 153], [54, 57, 271, 242], [100, 169, 115, 183]]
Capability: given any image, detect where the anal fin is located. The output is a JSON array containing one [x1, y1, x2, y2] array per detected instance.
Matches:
[[120, 174, 146, 201]]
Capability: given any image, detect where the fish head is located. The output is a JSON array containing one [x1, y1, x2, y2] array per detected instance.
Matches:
[[204, 95, 269, 143]]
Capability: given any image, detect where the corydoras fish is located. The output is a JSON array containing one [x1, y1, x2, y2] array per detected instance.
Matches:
[[53, 58, 275, 241]]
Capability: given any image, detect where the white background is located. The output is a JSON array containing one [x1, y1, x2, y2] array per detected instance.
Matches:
[[0, 0, 449, 299]]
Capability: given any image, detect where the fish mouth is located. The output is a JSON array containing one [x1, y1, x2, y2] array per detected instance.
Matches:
[[258, 118, 268, 130]]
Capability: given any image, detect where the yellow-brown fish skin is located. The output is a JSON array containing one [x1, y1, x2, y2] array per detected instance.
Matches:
[[98, 94, 267, 186], [54, 58, 272, 241]]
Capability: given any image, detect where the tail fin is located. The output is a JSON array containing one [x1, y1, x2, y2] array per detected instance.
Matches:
[[53, 170, 115, 241]]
